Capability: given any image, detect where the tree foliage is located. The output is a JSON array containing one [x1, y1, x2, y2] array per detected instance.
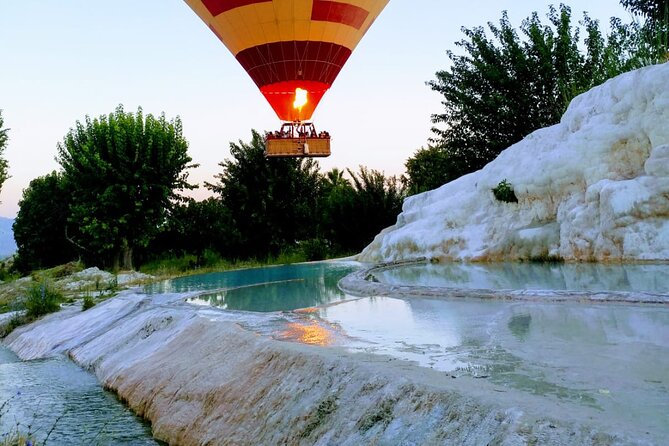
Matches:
[[405, 146, 460, 195], [320, 167, 406, 252], [0, 111, 10, 196], [147, 197, 237, 266], [621, 0, 669, 52], [56, 105, 196, 270], [429, 6, 605, 174], [621, 0, 669, 24], [206, 130, 322, 259], [424, 5, 661, 187], [13, 172, 76, 273]]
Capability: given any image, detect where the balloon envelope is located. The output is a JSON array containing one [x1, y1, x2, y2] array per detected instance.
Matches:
[[185, 0, 390, 121]]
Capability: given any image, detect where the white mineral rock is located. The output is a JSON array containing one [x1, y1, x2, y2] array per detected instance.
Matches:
[[360, 64, 669, 262], [3, 290, 649, 445]]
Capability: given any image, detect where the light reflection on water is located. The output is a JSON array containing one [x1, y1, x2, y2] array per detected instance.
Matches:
[[373, 262, 669, 293], [275, 322, 335, 346]]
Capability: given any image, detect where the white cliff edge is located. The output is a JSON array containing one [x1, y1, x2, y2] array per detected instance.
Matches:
[[360, 64, 669, 263]]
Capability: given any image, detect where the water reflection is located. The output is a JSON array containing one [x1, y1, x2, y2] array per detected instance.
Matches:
[[507, 314, 531, 341], [320, 297, 468, 370], [276, 322, 335, 346], [373, 262, 669, 293], [317, 296, 669, 436], [147, 262, 360, 312]]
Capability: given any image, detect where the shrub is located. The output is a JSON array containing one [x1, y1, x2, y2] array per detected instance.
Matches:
[[106, 275, 119, 292], [23, 281, 63, 319], [492, 179, 518, 203], [0, 314, 26, 338], [82, 293, 96, 311], [300, 239, 330, 261]]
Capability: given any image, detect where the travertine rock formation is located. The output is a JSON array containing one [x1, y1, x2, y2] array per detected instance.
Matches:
[[3, 291, 650, 445], [360, 64, 669, 262]]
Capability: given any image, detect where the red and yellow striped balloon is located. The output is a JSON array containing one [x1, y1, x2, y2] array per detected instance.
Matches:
[[184, 0, 390, 121]]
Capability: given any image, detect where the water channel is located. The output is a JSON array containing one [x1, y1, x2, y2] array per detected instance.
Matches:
[[0, 345, 161, 445]]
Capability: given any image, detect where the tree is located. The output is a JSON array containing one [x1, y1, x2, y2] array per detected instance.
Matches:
[[56, 105, 196, 270], [13, 172, 76, 273], [319, 167, 406, 252], [621, 0, 669, 25], [427, 5, 650, 182], [405, 146, 462, 195], [0, 111, 10, 196], [147, 197, 238, 266], [206, 130, 322, 259], [621, 0, 669, 52]]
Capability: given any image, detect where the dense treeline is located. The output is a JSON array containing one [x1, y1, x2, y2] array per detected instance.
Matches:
[[13, 124, 405, 273], [10, 0, 667, 273], [144, 131, 405, 267]]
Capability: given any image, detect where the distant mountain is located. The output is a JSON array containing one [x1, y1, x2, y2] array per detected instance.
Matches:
[[0, 217, 17, 259]]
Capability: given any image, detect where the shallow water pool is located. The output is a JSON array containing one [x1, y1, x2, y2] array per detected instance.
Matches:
[[372, 262, 669, 293], [145, 262, 360, 312], [146, 261, 669, 440], [0, 345, 160, 445]]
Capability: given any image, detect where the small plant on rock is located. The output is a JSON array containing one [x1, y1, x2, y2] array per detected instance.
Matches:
[[106, 275, 119, 293], [23, 281, 63, 320], [82, 293, 96, 311], [492, 179, 518, 203]]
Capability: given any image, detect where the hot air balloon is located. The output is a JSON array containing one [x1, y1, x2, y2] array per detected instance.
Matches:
[[184, 0, 390, 157]]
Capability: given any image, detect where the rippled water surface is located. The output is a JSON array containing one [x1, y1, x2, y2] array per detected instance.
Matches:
[[0, 345, 160, 445]]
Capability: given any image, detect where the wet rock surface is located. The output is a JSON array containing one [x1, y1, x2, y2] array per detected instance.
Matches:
[[3, 288, 664, 445]]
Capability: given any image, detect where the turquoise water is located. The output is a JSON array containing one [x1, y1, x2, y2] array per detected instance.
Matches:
[[145, 262, 360, 312], [0, 345, 161, 445], [373, 262, 669, 293]]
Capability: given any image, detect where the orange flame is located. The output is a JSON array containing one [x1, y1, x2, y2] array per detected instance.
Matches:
[[293, 88, 308, 110]]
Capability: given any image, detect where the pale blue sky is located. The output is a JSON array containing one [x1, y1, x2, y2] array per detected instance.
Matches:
[[0, 1, 628, 217]]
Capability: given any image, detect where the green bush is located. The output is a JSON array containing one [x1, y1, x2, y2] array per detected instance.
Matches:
[[23, 281, 63, 319], [300, 239, 330, 261], [492, 179, 518, 203], [82, 293, 96, 311]]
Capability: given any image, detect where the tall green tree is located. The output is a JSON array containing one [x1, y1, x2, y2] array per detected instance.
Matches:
[[56, 105, 196, 270], [206, 130, 321, 259], [0, 111, 10, 195], [319, 167, 406, 252], [428, 6, 603, 175], [13, 172, 76, 273]]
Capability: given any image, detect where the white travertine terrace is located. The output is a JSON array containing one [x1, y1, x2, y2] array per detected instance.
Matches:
[[360, 64, 669, 263]]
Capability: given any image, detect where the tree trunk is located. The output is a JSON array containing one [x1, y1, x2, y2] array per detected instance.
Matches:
[[120, 239, 133, 271]]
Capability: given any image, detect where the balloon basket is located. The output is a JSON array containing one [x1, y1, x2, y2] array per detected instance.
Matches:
[[265, 122, 331, 158]]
